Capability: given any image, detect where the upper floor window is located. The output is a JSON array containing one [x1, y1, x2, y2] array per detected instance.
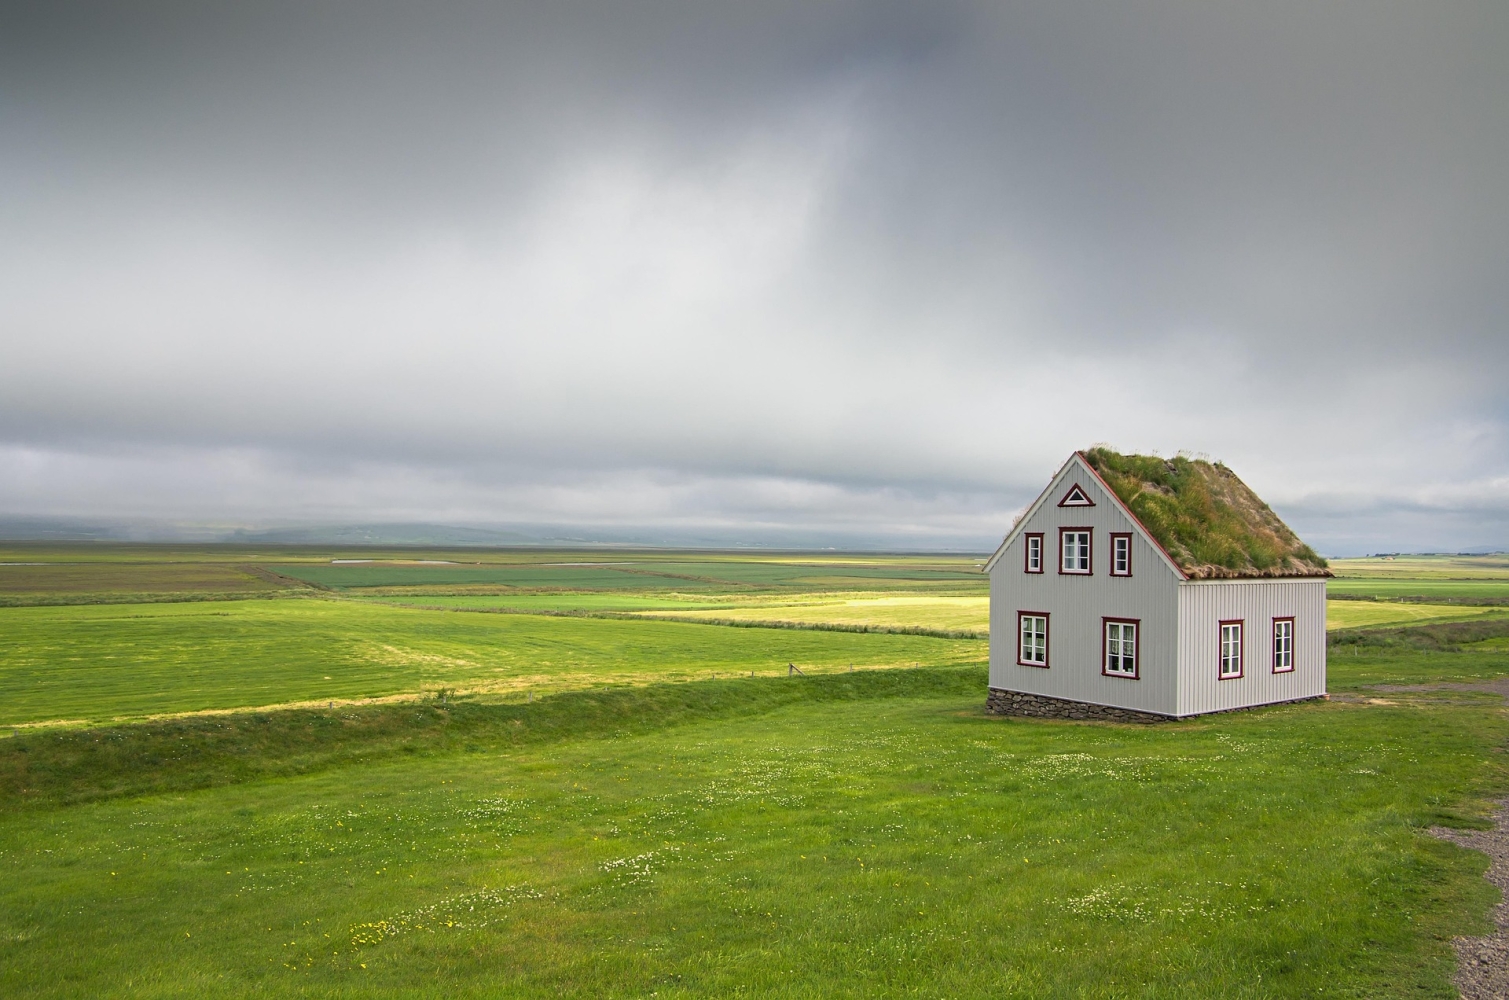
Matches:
[[1059, 528, 1091, 574], [1018, 612, 1049, 667], [1024, 534, 1044, 573], [1219, 621, 1244, 679], [1110, 533, 1132, 577], [1273, 618, 1294, 673], [1103, 618, 1138, 678]]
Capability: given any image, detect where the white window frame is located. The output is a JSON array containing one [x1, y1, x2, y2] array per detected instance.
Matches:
[[1103, 618, 1139, 678], [1272, 618, 1294, 673], [1059, 528, 1092, 575], [1110, 533, 1132, 577], [1025, 534, 1044, 574], [1219, 621, 1244, 679], [1018, 612, 1049, 667]]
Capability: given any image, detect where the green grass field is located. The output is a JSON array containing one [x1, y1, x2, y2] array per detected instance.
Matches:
[[0, 598, 984, 727], [3, 546, 1509, 997], [1325, 600, 1508, 631], [1328, 555, 1509, 605], [2, 651, 1507, 998], [358, 593, 737, 613], [1328, 579, 1509, 601]]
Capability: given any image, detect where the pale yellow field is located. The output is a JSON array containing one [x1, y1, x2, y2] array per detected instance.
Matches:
[[640, 591, 1504, 636], [1329, 554, 1509, 579], [639, 593, 990, 634], [1324, 600, 1506, 631]]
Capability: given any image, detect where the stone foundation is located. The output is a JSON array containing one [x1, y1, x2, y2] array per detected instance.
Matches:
[[985, 688, 1328, 722], [985, 688, 1170, 724]]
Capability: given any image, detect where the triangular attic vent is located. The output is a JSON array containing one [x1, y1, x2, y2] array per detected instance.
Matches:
[[1058, 483, 1095, 507]]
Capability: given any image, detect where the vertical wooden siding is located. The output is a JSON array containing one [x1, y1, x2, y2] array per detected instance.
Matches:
[[1175, 579, 1327, 716], [989, 459, 1183, 716]]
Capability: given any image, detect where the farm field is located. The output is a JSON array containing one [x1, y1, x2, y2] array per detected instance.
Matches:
[[0, 599, 984, 727], [1330, 554, 1509, 580], [267, 555, 985, 594], [4, 545, 1509, 996], [366, 585, 1506, 637], [633, 593, 990, 634], [357, 593, 738, 613], [1328, 555, 1509, 605], [1328, 578, 1509, 601], [1325, 600, 1508, 631], [365, 592, 992, 635]]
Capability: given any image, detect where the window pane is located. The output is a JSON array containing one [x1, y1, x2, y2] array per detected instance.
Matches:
[[1274, 620, 1293, 669], [1220, 624, 1241, 675], [1021, 615, 1047, 664]]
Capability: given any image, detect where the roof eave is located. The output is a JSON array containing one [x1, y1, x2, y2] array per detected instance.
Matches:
[[981, 453, 1080, 573]]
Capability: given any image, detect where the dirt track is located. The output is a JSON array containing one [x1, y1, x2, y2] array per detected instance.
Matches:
[[1433, 803, 1509, 1000], [1397, 677, 1509, 1000]]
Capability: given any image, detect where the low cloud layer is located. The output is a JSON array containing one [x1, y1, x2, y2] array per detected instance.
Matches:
[[2, 1, 1506, 553]]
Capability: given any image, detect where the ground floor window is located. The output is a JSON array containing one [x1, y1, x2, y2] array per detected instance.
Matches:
[[1018, 612, 1048, 666], [1273, 617, 1294, 672], [1220, 621, 1244, 678], [1103, 618, 1138, 678]]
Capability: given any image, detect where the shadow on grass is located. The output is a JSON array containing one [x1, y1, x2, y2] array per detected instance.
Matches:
[[0, 663, 985, 814]]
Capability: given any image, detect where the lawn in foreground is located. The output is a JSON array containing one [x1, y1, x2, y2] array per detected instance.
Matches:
[[0, 660, 1504, 999], [0, 599, 984, 726]]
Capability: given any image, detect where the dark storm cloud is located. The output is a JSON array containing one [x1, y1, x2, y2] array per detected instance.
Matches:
[[1, 1, 1506, 552]]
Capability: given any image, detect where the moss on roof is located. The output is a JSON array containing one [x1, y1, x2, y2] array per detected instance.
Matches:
[[1081, 448, 1330, 580]]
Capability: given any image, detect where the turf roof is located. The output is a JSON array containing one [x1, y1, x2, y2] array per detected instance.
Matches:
[[1081, 448, 1330, 580]]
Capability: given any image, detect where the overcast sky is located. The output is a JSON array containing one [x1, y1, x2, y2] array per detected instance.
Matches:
[[1, 1, 1505, 552]]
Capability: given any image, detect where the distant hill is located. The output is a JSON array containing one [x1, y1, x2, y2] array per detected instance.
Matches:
[[0, 517, 140, 541], [0, 516, 993, 552], [225, 523, 541, 546]]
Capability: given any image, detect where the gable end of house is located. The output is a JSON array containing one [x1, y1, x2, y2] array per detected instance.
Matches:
[[983, 452, 1186, 580]]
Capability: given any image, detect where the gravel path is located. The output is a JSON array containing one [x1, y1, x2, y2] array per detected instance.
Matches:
[[1353, 677, 1509, 998], [1432, 804, 1509, 1000], [1407, 675, 1509, 998]]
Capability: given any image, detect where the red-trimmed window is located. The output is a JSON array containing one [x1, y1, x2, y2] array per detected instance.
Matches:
[[1059, 528, 1091, 575], [1024, 533, 1044, 574], [1103, 618, 1139, 678], [1219, 621, 1244, 679], [1272, 617, 1295, 673], [1110, 533, 1132, 577], [1018, 612, 1049, 667]]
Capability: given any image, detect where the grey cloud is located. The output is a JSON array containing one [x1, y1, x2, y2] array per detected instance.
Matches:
[[0, 1, 1505, 553]]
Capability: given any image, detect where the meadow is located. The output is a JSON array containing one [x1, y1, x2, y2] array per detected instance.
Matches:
[[2, 546, 1509, 997], [0, 599, 983, 727]]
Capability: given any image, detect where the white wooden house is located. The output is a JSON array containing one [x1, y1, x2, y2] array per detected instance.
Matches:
[[984, 449, 1329, 720]]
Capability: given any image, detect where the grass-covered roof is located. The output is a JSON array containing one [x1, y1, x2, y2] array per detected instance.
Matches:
[[1081, 448, 1330, 580]]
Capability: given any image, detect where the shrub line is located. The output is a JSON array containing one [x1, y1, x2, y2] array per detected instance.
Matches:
[[1329, 617, 1509, 651]]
